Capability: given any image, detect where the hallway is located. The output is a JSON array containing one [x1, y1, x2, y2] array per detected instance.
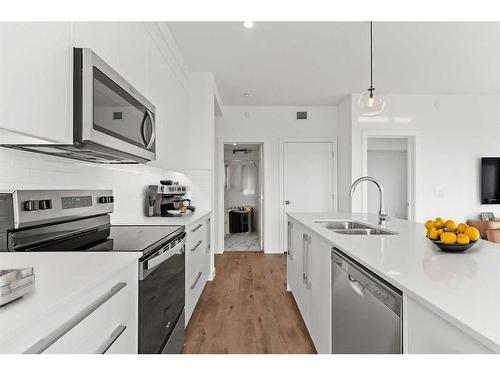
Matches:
[[183, 252, 316, 354]]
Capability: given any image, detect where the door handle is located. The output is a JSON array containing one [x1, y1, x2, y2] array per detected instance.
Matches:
[[285, 200, 292, 205]]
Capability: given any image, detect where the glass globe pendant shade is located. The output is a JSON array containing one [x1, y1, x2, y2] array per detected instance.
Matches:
[[357, 90, 386, 117]]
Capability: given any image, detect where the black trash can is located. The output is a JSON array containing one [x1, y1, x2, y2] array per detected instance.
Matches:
[[228, 208, 253, 233]]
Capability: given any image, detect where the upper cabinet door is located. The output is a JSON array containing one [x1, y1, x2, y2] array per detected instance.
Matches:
[[72, 22, 120, 72], [73, 22, 148, 98], [0, 23, 72, 143]]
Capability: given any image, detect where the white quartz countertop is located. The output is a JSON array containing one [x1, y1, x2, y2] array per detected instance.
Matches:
[[0, 251, 140, 352], [287, 212, 500, 352], [111, 210, 211, 227]]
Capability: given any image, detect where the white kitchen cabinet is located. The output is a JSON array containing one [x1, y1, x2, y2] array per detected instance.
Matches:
[[287, 219, 308, 322], [0, 22, 191, 173], [287, 217, 331, 353], [145, 29, 190, 172], [405, 295, 494, 354], [0, 22, 72, 143], [185, 214, 212, 325], [187, 73, 216, 170], [307, 231, 332, 354], [0, 253, 139, 354], [72, 22, 120, 71]]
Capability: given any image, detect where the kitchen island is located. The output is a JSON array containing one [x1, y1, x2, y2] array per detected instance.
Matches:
[[287, 212, 500, 354]]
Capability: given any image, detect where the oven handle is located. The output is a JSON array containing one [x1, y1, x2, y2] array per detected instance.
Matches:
[[144, 237, 186, 272]]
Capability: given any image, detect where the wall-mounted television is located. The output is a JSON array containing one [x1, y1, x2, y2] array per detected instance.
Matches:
[[481, 157, 500, 204]]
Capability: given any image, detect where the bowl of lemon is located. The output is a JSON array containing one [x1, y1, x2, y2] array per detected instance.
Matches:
[[424, 218, 480, 252]]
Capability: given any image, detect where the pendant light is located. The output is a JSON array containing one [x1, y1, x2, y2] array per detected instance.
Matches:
[[357, 21, 386, 116]]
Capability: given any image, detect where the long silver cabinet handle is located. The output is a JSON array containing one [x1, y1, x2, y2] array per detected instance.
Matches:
[[287, 222, 293, 260], [190, 240, 203, 252], [190, 224, 203, 233], [23, 282, 127, 354], [302, 234, 307, 283], [190, 272, 203, 290], [306, 235, 312, 290], [95, 325, 127, 354]]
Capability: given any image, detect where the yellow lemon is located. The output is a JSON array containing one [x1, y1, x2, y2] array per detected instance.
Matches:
[[434, 217, 445, 229], [457, 223, 468, 234], [440, 232, 457, 244], [428, 227, 439, 240], [424, 220, 435, 231], [444, 220, 457, 232], [437, 229, 444, 236], [464, 227, 480, 242], [457, 233, 470, 245]]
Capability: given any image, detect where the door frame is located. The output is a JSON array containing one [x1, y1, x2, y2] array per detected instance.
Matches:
[[361, 130, 417, 221], [279, 138, 337, 253], [216, 138, 267, 254]]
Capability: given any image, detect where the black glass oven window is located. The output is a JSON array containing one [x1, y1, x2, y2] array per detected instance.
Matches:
[[93, 67, 155, 151]]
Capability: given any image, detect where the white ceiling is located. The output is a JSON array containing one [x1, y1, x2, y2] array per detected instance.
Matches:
[[167, 22, 500, 106]]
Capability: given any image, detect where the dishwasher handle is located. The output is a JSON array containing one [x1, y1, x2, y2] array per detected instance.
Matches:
[[332, 248, 402, 316]]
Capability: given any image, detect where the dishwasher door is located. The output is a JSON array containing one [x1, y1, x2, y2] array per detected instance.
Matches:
[[332, 249, 402, 354]]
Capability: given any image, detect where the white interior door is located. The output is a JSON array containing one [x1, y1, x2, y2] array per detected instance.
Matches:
[[283, 142, 335, 213]]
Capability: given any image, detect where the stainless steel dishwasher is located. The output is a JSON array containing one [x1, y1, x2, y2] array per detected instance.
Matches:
[[331, 248, 402, 354]]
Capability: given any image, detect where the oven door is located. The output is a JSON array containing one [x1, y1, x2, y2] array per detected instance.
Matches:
[[75, 48, 156, 162], [139, 234, 185, 354]]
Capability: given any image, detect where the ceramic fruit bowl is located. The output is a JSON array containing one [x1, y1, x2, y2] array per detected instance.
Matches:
[[430, 238, 480, 252]]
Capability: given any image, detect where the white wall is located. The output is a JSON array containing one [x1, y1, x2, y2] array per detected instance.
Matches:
[[347, 94, 500, 223], [0, 147, 191, 222], [216, 106, 337, 253], [337, 96, 353, 213], [367, 149, 408, 219]]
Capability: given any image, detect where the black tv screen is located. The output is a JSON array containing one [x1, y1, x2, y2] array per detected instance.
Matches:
[[482, 158, 500, 204]]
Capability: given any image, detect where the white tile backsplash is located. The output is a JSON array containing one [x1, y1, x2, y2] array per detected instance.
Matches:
[[0, 147, 194, 221]]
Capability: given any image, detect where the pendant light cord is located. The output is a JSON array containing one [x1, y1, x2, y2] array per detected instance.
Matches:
[[370, 21, 374, 91]]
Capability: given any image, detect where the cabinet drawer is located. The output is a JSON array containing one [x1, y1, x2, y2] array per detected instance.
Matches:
[[24, 265, 137, 354], [186, 220, 206, 249], [186, 264, 207, 323]]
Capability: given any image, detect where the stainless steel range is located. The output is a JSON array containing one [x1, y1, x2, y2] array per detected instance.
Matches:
[[0, 189, 186, 354]]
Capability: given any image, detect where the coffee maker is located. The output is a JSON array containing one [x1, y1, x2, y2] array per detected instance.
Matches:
[[146, 182, 195, 217]]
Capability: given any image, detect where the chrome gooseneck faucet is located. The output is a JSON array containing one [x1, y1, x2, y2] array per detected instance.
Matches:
[[350, 176, 389, 226]]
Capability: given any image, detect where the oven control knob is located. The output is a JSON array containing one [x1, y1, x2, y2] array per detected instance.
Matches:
[[99, 196, 114, 204], [39, 200, 52, 210], [23, 200, 37, 211]]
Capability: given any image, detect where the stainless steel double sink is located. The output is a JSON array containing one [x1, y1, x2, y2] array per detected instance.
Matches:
[[314, 220, 397, 235]]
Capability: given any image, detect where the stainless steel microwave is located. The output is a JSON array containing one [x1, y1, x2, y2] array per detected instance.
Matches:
[[2, 48, 156, 164]]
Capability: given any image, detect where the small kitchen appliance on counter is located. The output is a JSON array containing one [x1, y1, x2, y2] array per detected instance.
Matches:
[[0, 189, 186, 354], [146, 183, 196, 217], [0, 268, 35, 307]]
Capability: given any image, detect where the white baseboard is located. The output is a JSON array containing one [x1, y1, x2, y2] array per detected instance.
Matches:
[[208, 267, 216, 281]]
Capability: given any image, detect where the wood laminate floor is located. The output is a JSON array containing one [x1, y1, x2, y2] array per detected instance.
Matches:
[[183, 251, 316, 354]]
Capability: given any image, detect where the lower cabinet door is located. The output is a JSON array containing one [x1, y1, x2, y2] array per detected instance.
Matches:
[[405, 296, 494, 354], [307, 233, 331, 354], [288, 220, 308, 324], [42, 265, 137, 354]]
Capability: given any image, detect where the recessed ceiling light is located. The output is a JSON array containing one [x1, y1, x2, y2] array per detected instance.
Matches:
[[242, 92, 252, 97], [233, 143, 238, 146], [243, 21, 254, 29]]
